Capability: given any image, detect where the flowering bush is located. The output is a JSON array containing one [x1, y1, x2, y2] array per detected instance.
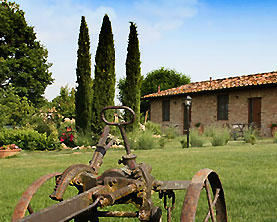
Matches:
[[59, 127, 75, 147], [0, 144, 21, 150], [58, 118, 76, 148]]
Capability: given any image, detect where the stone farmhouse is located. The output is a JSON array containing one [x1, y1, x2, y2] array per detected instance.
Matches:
[[142, 71, 277, 137]]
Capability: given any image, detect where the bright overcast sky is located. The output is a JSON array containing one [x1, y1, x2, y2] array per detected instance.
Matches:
[[15, 0, 277, 101]]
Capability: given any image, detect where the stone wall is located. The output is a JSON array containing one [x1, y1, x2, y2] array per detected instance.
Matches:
[[149, 87, 277, 137]]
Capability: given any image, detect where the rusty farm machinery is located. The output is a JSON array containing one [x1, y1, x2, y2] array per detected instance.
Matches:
[[12, 106, 227, 222]]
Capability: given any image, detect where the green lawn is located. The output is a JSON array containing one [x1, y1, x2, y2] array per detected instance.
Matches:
[[1, 139, 277, 221]]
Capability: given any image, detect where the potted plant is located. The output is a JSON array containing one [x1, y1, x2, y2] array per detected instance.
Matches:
[[270, 123, 277, 137], [0, 144, 22, 158]]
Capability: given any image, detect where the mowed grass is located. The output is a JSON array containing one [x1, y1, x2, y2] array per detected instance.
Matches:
[[1, 139, 277, 221]]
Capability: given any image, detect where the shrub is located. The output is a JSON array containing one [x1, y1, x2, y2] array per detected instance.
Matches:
[[180, 139, 187, 148], [164, 126, 179, 139], [30, 114, 59, 137], [158, 137, 166, 148], [75, 131, 96, 147], [129, 129, 158, 150], [190, 130, 205, 147], [204, 125, 216, 137], [46, 132, 61, 150], [273, 132, 277, 143], [145, 121, 162, 135], [211, 127, 230, 146], [24, 112, 60, 150], [244, 128, 257, 145], [0, 128, 59, 150]]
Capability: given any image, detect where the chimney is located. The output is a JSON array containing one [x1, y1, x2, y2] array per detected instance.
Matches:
[[209, 77, 212, 87], [210, 77, 212, 81], [158, 85, 160, 93]]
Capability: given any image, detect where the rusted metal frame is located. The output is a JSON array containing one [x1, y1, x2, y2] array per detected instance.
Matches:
[[16, 186, 104, 222], [97, 183, 141, 206], [97, 125, 110, 147], [12, 106, 228, 222], [12, 172, 61, 221], [119, 153, 138, 170], [204, 179, 216, 222], [154, 180, 191, 191], [204, 188, 220, 222], [153, 179, 190, 222], [50, 164, 96, 201], [89, 125, 115, 173], [19, 181, 140, 221], [134, 163, 157, 221], [95, 211, 138, 217], [161, 190, 175, 222], [162, 191, 175, 210], [118, 125, 132, 154]]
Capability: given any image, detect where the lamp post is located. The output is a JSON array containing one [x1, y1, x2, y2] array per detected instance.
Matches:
[[184, 95, 192, 148]]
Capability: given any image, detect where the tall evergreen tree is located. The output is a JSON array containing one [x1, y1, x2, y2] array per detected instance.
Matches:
[[0, 0, 53, 106], [75, 16, 93, 132], [124, 22, 141, 130], [92, 14, 115, 134]]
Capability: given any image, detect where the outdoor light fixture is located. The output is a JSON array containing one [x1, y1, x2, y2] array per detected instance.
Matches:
[[184, 95, 192, 148], [184, 95, 192, 106]]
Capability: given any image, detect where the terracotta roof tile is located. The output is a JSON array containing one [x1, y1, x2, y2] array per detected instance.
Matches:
[[142, 71, 277, 99]]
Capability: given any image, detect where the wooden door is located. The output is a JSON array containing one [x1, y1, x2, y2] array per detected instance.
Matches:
[[248, 97, 261, 128]]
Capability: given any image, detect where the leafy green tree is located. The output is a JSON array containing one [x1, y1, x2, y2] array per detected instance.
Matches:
[[141, 67, 190, 114], [92, 14, 115, 134], [75, 16, 93, 132], [0, 0, 53, 106], [52, 85, 75, 119], [0, 86, 35, 127], [122, 22, 141, 130]]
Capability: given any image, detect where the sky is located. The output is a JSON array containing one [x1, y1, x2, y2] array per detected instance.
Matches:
[[15, 0, 277, 102]]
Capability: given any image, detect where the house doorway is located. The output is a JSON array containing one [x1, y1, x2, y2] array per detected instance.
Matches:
[[183, 103, 191, 134], [248, 97, 261, 128]]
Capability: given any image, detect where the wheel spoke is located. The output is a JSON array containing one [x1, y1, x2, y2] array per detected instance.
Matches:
[[204, 188, 220, 222], [204, 179, 216, 222]]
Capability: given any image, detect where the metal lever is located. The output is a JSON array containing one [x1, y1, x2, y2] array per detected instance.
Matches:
[[100, 106, 135, 126], [100, 106, 136, 155]]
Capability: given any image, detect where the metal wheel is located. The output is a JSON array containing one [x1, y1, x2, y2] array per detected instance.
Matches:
[[180, 169, 227, 222], [11, 172, 61, 221]]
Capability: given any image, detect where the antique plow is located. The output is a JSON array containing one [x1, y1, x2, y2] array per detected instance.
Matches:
[[12, 106, 227, 222]]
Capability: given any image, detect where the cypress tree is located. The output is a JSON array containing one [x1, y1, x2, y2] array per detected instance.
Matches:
[[124, 22, 141, 130], [75, 16, 93, 132], [92, 14, 115, 134]]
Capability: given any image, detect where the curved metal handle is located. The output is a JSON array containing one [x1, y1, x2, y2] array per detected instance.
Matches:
[[100, 106, 136, 126]]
